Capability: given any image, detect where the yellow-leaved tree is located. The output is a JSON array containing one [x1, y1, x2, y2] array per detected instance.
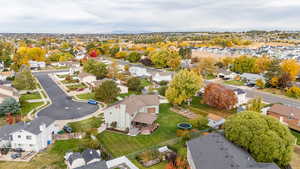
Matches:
[[281, 59, 300, 81]]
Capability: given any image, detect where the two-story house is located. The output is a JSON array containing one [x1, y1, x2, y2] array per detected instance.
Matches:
[[65, 149, 106, 169], [0, 116, 58, 152], [103, 95, 160, 135]]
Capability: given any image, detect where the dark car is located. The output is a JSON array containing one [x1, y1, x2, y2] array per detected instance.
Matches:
[[13, 148, 24, 153], [63, 125, 73, 133], [11, 153, 21, 159]]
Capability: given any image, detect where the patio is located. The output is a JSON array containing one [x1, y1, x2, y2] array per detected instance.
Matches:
[[0, 151, 37, 162]]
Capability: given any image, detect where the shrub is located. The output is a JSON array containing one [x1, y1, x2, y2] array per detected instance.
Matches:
[[190, 115, 209, 130], [286, 86, 300, 99], [158, 86, 167, 96], [256, 79, 265, 89], [127, 77, 143, 92]]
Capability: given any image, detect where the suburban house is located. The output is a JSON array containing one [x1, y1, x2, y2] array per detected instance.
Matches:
[[233, 88, 247, 107], [151, 72, 173, 83], [129, 66, 151, 78], [29, 60, 46, 69], [91, 79, 128, 94], [187, 133, 280, 169], [65, 149, 105, 169], [103, 95, 160, 135], [240, 73, 265, 86], [0, 85, 20, 103], [78, 72, 97, 84], [267, 104, 300, 132], [0, 116, 58, 152], [217, 69, 236, 80]]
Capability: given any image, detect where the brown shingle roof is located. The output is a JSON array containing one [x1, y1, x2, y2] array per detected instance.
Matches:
[[268, 104, 300, 120], [133, 112, 157, 124], [106, 95, 159, 115]]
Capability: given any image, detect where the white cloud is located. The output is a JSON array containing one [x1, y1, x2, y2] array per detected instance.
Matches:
[[0, 0, 298, 33]]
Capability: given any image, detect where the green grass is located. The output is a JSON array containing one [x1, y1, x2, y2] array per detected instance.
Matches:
[[140, 78, 152, 87], [20, 92, 42, 101], [98, 104, 187, 157], [189, 96, 234, 118], [68, 116, 104, 132], [76, 92, 95, 100], [224, 80, 244, 86], [291, 130, 300, 145], [21, 102, 44, 115]]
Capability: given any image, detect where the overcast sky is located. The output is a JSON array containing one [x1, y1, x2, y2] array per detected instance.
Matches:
[[0, 0, 299, 33]]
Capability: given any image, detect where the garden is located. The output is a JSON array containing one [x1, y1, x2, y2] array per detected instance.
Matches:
[[66, 83, 87, 91]]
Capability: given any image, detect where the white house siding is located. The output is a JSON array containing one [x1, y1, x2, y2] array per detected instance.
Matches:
[[187, 147, 197, 169], [152, 74, 172, 83], [68, 159, 85, 169], [10, 123, 57, 152], [118, 85, 128, 94], [104, 104, 132, 130], [236, 93, 247, 106], [10, 130, 39, 152]]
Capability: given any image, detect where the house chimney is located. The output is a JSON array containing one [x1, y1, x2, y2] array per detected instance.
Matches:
[[40, 123, 46, 131]]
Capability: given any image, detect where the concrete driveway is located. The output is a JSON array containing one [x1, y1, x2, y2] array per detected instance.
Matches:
[[34, 71, 99, 120]]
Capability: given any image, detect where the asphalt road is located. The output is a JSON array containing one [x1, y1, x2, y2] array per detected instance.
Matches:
[[34, 71, 99, 120]]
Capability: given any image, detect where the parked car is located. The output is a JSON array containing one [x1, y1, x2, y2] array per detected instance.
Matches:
[[11, 153, 21, 159], [13, 148, 24, 153], [77, 88, 84, 91], [63, 125, 73, 133], [88, 99, 98, 105]]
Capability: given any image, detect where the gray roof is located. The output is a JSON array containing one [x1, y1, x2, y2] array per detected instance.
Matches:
[[187, 133, 280, 169], [75, 161, 108, 169], [0, 116, 55, 140], [68, 152, 83, 165], [82, 149, 101, 164], [233, 88, 246, 95]]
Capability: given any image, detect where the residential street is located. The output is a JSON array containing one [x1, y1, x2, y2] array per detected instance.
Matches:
[[206, 80, 300, 108], [34, 71, 99, 120]]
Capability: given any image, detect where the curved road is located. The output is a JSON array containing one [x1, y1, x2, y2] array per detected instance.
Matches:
[[34, 71, 98, 120]]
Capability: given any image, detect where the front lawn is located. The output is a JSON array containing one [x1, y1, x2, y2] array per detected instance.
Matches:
[[20, 92, 42, 101], [98, 104, 187, 157], [21, 102, 44, 115], [224, 80, 244, 86], [76, 92, 95, 100], [68, 116, 104, 132]]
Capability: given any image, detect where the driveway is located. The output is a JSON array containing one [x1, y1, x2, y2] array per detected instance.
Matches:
[[34, 71, 99, 120]]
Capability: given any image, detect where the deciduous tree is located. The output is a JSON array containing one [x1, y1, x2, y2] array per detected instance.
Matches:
[[203, 83, 237, 110], [224, 111, 295, 166], [12, 65, 36, 90], [166, 70, 203, 105], [94, 80, 120, 103], [281, 59, 300, 81]]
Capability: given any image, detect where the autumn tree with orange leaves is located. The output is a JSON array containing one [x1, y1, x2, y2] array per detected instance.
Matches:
[[203, 83, 237, 110], [165, 156, 190, 169]]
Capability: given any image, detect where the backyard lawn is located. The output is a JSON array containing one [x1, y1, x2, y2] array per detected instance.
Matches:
[[98, 104, 187, 157], [140, 78, 152, 87], [68, 116, 103, 132], [189, 96, 234, 118], [20, 92, 42, 101], [224, 80, 244, 86]]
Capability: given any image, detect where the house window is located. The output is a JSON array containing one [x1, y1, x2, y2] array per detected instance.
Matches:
[[29, 144, 33, 147], [18, 135, 21, 139], [26, 136, 32, 140]]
